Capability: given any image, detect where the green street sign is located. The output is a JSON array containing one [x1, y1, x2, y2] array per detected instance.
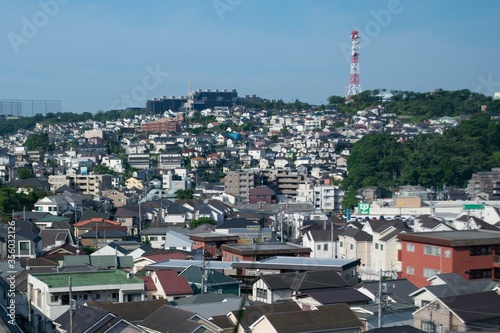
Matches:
[[358, 202, 370, 214], [464, 204, 484, 210]]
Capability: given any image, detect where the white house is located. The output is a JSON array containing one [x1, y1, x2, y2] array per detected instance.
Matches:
[[302, 229, 339, 259], [164, 230, 192, 251], [90, 243, 129, 257], [141, 227, 169, 249], [101, 156, 124, 173], [33, 195, 80, 216], [27, 270, 145, 332]]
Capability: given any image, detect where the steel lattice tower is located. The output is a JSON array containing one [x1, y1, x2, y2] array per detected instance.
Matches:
[[346, 30, 361, 99]]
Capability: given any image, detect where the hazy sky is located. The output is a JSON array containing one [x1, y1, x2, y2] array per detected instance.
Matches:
[[1, 0, 499, 114]]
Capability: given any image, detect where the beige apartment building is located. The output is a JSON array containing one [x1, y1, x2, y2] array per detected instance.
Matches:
[[224, 170, 256, 201], [48, 174, 112, 194]]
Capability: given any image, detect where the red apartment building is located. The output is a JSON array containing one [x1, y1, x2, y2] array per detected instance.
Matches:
[[398, 230, 500, 288], [140, 118, 181, 133], [189, 232, 239, 258], [248, 185, 277, 205], [220, 243, 311, 262]]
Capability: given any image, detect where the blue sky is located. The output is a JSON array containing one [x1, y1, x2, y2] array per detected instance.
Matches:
[[1, 0, 499, 114]]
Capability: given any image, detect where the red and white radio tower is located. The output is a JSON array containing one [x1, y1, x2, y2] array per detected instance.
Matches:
[[346, 30, 361, 99]]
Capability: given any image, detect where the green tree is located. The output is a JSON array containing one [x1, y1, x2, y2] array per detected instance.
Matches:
[[24, 133, 53, 151], [189, 217, 217, 229], [141, 236, 151, 246], [328, 95, 345, 105], [18, 167, 32, 179], [342, 187, 359, 210], [175, 189, 194, 200]]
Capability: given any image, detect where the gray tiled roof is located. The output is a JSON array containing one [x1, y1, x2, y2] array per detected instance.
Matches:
[[439, 291, 500, 322], [341, 227, 372, 241], [297, 287, 371, 305], [358, 278, 418, 304]]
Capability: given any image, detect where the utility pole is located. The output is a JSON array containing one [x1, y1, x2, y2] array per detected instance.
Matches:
[[27, 283, 31, 333], [378, 269, 383, 328], [377, 269, 397, 328], [201, 252, 206, 294], [280, 209, 284, 243], [69, 277, 73, 333], [331, 222, 334, 258], [138, 200, 142, 235]]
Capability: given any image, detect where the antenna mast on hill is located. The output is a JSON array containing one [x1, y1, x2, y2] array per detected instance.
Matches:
[[346, 30, 361, 100]]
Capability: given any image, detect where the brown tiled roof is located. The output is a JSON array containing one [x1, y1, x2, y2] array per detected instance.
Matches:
[[140, 276, 157, 291], [155, 270, 193, 296], [86, 299, 170, 322], [140, 305, 204, 332], [249, 185, 276, 196], [263, 303, 363, 332], [231, 302, 301, 331], [209, 314, 236, 329]]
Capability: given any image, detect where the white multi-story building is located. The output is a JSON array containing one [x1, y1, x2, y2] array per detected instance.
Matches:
[[162, 173, 191, 192], [27, 270, 145, 332], [296, 182, 313, 203], [313, 185, 342, 212], [101, 156, 124, 173]]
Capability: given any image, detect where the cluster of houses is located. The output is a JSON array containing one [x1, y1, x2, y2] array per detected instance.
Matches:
[[2, 195, 500, 332], [0, 105, 499, 332]]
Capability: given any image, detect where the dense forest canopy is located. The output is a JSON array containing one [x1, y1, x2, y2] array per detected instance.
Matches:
[[343, 112, 500, 191], [327, 89, 495, 121]]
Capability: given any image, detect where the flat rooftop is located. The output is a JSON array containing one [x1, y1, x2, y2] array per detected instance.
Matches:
[[30, 270, 143, 288], [399, 230, 500, 247], [232, 256, 361, 271], [220, 243, 311, 255]]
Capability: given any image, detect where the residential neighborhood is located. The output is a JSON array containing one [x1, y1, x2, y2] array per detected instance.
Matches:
[[0, 90, 499, 333]]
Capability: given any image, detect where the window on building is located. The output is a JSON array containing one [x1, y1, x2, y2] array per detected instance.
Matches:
[[96, 293, 101, 300], [323, 244, 328, 251], [317, 244, 321, 251], [380, 244, 384, 251], [256, 288, 267, 300], [469, 246, 493, 256], [406, 243, 415, 252], [421, 321, 436, 333], [19, 241, 30, 251], [444, 249, 451, 258], [406, 266, 414, 275], [424, 245, 441, 256], [350, 244, 354, 251], [423, 268, 441, 278], [339, 241, 343, 248], [469, 269, 492, 279], [375, 243, 379, 250]]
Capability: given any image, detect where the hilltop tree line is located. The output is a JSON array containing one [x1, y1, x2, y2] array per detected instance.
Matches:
[[343, 112, 500, 193], [328, 89, 500, 121]]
